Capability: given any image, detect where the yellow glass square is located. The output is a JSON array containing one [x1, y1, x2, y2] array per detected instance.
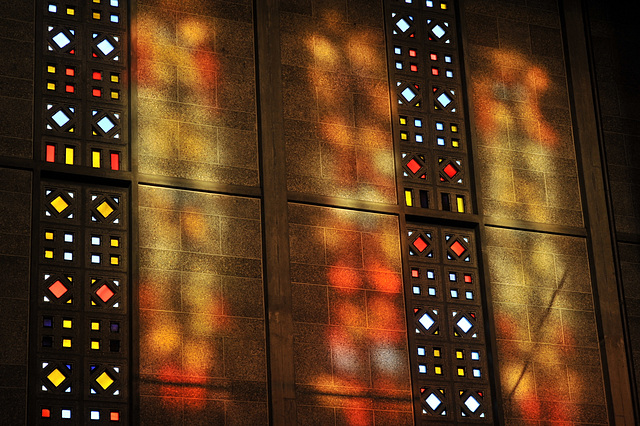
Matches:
[[63, 319, 72, 328], [45, 250, 54, 259], [457, 368, 465, 376], [93, 12, 101, 19], [399, 117, 407, 125], [457, 196, 465, 213], [433, 348, 441, 357], [110, 256, 119, 265], [441, 2, 447, 9], [434, 366, 442, 375], [111, 74, 119, 83], [47, 369, 66, 387], [456, 350, 463, 359], [66, 7, 74, 15], [110, 238, 119, 247], [62, 338, 72, 348], [400, 132, 408, 140], [45, 231, 54, 240], [111, 91, 119, 100], [92, 321, 100, 330], [96, 201, 114, 218], [47, 82, 56, 91], [452, 140, 459, 148], [96, 372, 114, 390], [47, 65, 56, 73], [451, 124, 458, 132], [91, 340, 100, 350], [50, 195, 69, 213], [94, 0, 101, 3], [405, 190, 412, 207]]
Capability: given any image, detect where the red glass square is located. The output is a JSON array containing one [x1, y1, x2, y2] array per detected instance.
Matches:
[[464, 274, 472, 283], [443, 163, 457, 178], [42, 408, 51, 418], [407, 158, 421, 174], [410, 64, 418, 72], [96, 284, 114, 303], [49, 280, 68, 299], [411, 268, 419, 278], [110, 411, 120, 421], [65, 85, 74, 93], [93, 88, 102, 97], [413, 236, 428, 252], [46, 145, 56, 162], [65, 68, 74, 76], [431, 67, 439, 76], [93, 71, 102, 80], [450, 241, 466, 257], [409, 49, 417, 57], [430, 53, 437, 61]]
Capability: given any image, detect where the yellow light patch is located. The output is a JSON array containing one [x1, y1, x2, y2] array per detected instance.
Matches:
[[92, 321, 100, 330], [111, 74, 119, 83], [92, 150, 101, 168], [457, 368, 464, 376], [456, 350, 463, 359], [62, 338, 72, 348], [433, 348, 441, 357], [45, 231, 54, 240], [48, 65, 56, 73], [110, 256, 119, 265], [96, 372, 114, 390], [91, 340, 100, 350], [93, 12, 101, 20], [96, 201, 114, 218], [47, 369, 66, 387], [405, 190, 413, 207], [66, 7, 74, 15], [50, 196, 69, 213], [45, 250, 54, 259], [47, 82, 56, 91], [63, 319, 72, 328], [110, 238, 119, 247], [65, 147, 74, 165], [434, 366, 442, 375]]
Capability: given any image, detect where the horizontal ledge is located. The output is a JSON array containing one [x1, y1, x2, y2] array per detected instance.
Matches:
[[483, 216, 588, 238], [137, 174, 262, 198], [287, 191, 400, 215]]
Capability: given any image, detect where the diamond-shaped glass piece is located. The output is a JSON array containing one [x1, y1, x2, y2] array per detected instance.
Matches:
[[96, 201, 114, 218], [96, 284, 114, 303], [457, 316, 473, 333], [397, 18, 411, 33], [49, 280, 68, 298], [437, 92, 452, 107], [464, 395, 480, 412], [419, 312, 435, 330], [47, 368, 66, 387], [96, 371, 114, 390], [407, 158, 421, 174], [443, 163, 458, 178], [97, 116, 115, 133], [50, 195, 69, 213], [450, 240, 466, 257], [52, 32, 71, 48], [432, 24, 446, 39], [402, 87, 416, 102], [426, 393, 441, 410], [97, 39, 115, 55], [52, 110, 70, 127], [413, 236, 428, 252]]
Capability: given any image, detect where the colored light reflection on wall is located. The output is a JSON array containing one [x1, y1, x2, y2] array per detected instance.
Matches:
[[486, 228, 607, 423], [470, 49, 583, 226], [290, 204, 412, 424], [282, 7, 397, 204]]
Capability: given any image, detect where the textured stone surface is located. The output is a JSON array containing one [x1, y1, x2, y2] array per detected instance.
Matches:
[[281, 0, 396, 204], [465, 0, 583, 227], [289, 203, 412, 420], [137, 2, 259, 186], [485, 227, 607, 424], [138, 185, 266, 424]]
